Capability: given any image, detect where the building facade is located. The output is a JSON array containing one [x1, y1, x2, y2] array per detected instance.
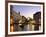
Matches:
[[33, 12, 41, 30]]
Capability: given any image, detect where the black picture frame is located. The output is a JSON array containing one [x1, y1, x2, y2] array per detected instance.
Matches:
[[5, 1, 44, 37]]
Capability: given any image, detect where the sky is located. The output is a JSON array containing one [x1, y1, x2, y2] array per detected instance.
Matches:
[[12, 5, 41, 19]]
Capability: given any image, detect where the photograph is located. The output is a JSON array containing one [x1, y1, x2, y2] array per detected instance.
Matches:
[[10, 5, 41, 31], [7, 2, 44, 35]]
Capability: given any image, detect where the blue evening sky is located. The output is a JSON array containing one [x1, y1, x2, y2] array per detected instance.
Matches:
[[12, 5, 41, 18]]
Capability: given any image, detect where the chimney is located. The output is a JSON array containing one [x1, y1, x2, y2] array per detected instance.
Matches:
[[18, 11, 20, 15]]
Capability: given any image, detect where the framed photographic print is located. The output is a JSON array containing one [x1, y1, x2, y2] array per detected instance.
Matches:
[[5, 1, 44, 36]]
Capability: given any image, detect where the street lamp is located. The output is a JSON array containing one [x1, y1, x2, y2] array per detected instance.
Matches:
[[10, 15, 14, 32]]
